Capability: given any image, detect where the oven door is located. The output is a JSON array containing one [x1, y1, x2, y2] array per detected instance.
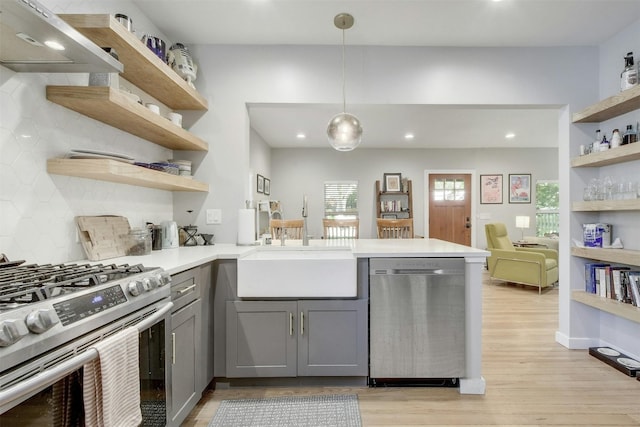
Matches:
[[0, 299, 173, 426]]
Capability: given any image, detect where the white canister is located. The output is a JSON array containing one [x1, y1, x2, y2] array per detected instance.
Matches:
[[166, 112, 183, 127], [145, 103, 160, 114]]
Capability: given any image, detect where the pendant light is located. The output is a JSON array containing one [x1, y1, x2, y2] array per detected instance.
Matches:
[[327, 13, 363, 151]]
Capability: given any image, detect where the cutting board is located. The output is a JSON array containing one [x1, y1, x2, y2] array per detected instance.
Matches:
[[76, 215, 131, 261]]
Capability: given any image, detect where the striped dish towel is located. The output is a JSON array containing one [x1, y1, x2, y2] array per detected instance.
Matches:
[[83, 327, 142, 427]]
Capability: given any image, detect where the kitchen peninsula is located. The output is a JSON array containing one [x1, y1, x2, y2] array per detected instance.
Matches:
[[104, 238, 489, 395]]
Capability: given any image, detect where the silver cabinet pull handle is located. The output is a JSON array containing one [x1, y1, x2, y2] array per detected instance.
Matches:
[[289, 312, 294, 336], [177, 284, 197, 295], [171, 332, 176, 364], [300, 311, 304, 335]]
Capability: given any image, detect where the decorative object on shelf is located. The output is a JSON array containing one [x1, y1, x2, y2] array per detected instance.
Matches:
[[257, 174, 264, 194], [167, 43, 198, 89], [383, 173, 402, 192], [141, 35, 166, 62], [114, 13, 133, 32], [480, 174, 503, 204], [166, 112, 182, 127], [620, 51, 638, 92], [264, 178, 270, 196], [326, 13, 362, 152], [515, 216, 530, 241], [509, 174, 531, 203]]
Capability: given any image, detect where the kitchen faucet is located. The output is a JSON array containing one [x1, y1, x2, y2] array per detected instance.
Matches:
[[302, 195, 309, 246]]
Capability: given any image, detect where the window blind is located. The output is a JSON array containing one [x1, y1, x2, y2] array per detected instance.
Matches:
[[324, 181, 358, 218]]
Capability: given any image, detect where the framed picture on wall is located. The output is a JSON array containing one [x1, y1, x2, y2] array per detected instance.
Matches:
[[264, 178, 270, 196], [257, 174, 264, 194], [383, 173, 402, 192], [480, 174, 503, 204], [509, 174, 531, 203]]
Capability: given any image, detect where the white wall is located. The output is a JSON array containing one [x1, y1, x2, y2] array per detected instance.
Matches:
[[0, 0, 175, 264], [268, 147, 558, 243], [186, 44, 597, 245]]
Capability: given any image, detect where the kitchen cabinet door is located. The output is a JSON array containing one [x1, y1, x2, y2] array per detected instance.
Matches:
[[297, 299, 368, 376], [170, 299, 202, 427], [226, 301, 297, 377]]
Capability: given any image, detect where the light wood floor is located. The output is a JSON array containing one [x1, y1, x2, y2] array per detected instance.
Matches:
[[182, 274, 640, 426]]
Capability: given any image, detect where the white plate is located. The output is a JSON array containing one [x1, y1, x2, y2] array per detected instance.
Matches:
[[70, 149, 135, 160], [617, 357, 640, 369], [68, 153, 135, 163], [596, 347, 620, 357]]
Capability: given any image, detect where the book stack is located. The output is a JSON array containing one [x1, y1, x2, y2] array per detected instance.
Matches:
[[380, 200, 404, 213], [584, 263, 640, 306]]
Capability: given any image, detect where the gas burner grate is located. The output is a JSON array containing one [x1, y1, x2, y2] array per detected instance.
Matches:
[[0, 263, 150, 307]]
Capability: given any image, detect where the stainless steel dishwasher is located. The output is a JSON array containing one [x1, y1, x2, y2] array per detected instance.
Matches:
[[369, 258, 465, 385]]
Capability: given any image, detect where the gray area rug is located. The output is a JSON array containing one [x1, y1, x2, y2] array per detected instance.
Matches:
[[209, 394, 362, 427]]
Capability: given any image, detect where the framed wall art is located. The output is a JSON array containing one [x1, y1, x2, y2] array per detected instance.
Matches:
[[383, 173, 402, 192], [480, 174, 503, 204], [509, 174, 531, 203], [257, 174, 264, 194], [264, 178, 270, 196]]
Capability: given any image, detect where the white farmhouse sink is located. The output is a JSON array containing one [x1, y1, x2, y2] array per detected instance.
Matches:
[[237, 248, 357, 298]]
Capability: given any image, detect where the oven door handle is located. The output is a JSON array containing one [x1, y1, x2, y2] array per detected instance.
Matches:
[[0, 301, 173, 414]]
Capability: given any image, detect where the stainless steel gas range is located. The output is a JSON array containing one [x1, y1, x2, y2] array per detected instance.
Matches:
[[0, 261, 173, 425]]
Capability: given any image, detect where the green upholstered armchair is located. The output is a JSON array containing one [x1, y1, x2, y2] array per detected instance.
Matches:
[[485, 223, 559, 294]]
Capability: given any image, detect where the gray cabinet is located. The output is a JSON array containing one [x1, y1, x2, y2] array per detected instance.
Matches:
[[226, 299, 367, 378], [199, 262, 215, 391], [169, 268, 202, 427], [297, 299, 368, 376], [226, 301, 297, 377]]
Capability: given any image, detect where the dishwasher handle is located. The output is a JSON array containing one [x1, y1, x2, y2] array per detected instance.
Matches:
[[370, 268, 463, 275]]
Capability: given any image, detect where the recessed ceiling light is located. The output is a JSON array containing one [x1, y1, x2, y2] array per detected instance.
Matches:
[[296, 133, 306, 139], [45, 40, 65, 50], [404, 133, 415, 140], [505, 132, 516, 139]]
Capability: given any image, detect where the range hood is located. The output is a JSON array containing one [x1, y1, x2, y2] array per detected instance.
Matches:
[[0, 0, 122, 73]]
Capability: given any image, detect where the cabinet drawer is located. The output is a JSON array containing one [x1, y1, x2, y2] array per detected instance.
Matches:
[[171, 268, 201, 312]]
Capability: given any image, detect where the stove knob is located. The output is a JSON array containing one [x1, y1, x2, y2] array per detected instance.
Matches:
[[26, 309, 59, 334], [0, 319, 29, 347], [128, 280, 144, 297], [141, 277, 154, 291], [158, 272, 171, 287]]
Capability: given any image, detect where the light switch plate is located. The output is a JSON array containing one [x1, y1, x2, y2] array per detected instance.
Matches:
[[206, 209, 222, 224]]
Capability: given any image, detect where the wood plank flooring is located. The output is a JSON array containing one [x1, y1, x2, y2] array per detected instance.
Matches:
[[182, 274, 640, 426]]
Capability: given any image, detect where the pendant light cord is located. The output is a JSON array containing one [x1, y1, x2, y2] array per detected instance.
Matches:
[[342, 28, 346, 113]]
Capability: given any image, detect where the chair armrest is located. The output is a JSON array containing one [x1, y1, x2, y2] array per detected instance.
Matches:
[[490, 248, 546, 263], [515, 247, 558, 261]]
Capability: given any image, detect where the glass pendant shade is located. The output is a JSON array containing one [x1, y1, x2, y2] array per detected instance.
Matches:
[[327, 112, 363, 151]]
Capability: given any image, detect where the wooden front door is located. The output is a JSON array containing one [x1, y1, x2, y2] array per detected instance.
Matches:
[[428, 174, 472, 245]]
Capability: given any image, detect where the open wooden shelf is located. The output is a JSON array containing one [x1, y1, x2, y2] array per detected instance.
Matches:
[[571, 290, 640, 324], [59, 14, 207, 111], [572, 199, 640, 212], [47, 158, 209, 192], [572, 84, 640, 123], [570, 142, 640, 167], [46, 86, 207, 151], [571, 247, 640, 267]]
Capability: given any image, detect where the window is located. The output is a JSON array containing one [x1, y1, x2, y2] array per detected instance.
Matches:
[[433, 178, 466, 201], [535, 180, 559, 237], [324, 181, 358, 219]]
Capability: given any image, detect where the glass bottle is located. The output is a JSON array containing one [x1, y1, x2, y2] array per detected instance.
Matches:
[[621, 52, 638, 91], [622, 125, 637, 145]]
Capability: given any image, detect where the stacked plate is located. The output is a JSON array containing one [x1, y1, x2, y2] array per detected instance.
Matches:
[[170, 159, 192, 178], [68, 149, 135, 163]]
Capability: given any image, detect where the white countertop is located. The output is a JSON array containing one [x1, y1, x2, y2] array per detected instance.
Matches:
[[93, 239, 489, 275]]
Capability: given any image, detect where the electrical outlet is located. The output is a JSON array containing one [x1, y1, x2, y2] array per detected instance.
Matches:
[[206, 209, 222, 224]]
